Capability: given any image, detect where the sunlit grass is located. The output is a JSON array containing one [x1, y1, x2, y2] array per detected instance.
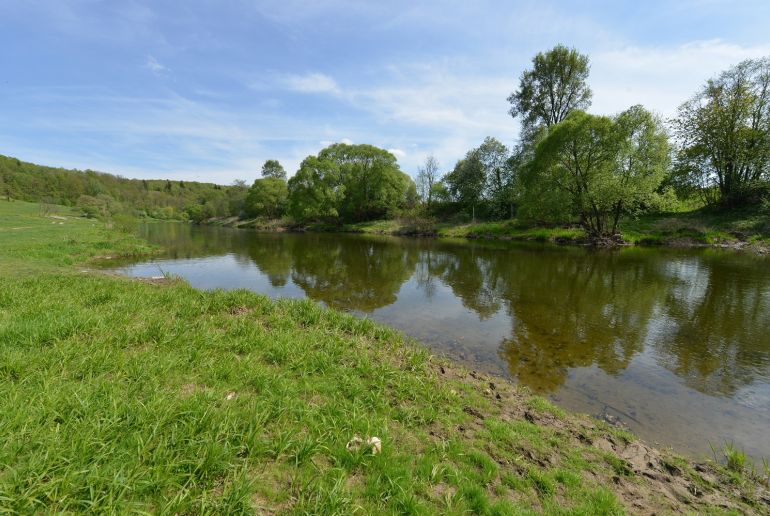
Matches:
[[1, 200, 767, 512]]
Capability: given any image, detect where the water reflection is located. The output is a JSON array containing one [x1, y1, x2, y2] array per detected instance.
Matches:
[[134, 223, 770, 398], [118, 223, 770, 459]]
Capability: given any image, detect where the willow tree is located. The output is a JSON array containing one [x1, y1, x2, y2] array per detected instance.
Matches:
[[287, 144, 414, 222], [318, 143, 414, 221], [520, 107, 670, 239], [673, 57, 770, 206], [244, 177, 288, 218], [287, 156, 344, 221]]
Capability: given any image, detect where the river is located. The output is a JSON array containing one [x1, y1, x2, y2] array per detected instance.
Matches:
[[111, 222, 770, 462]]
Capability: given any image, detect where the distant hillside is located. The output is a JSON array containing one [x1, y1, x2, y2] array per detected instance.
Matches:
[[0, 155, 246, 221]]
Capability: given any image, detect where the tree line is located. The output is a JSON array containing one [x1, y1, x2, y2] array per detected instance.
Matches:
[[0, 155, 248, 223], [4, 45, 769, 239], [240, 45, 769, 239]]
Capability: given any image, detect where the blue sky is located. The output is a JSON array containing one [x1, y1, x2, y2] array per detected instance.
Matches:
[[2, 0, 769, 183]]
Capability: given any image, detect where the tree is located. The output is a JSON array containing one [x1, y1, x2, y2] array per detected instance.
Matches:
[[508, 45, 592, 141], [228, 179, 249, 216], [673, 57, 770, 206], [186, 203, 215, 224], [287, 144, 414, 222], [612, 105, 672, 229], [445, 152, 486, 221], [430, 181, 451, 204], [476, 137, 513, 218], [416, 155, 440, 206], [261, 159, 287, 180], [245, 177, 288, 218], [521, 108, 670, 239], [317, 143, 414, 221], [288, 156, 345, 221]]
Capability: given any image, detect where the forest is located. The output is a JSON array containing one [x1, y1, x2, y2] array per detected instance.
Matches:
[[3, 46, 769, 242]]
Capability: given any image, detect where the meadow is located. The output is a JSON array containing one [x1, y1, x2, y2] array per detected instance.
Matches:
[[0, 200, 767, 514]]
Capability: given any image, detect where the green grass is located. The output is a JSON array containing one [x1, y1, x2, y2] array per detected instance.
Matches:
[[0, 200, 766, 513], [321, 207, 770, 249], [619, 206, 770, 247], [215, 202, 770, 250]]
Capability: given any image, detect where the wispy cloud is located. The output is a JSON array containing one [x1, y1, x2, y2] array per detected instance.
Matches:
[[591, 39, 770, 116], [284, 72, 341, 95], [145, 55, 168, 75], [4, 0, 770, 183]]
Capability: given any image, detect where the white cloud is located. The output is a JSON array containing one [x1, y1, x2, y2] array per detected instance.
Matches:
[[590, 39, 770, 117], [145, 55, 168, 75], [284, 72, 341, 95], [388, 148, 406, 159], [319, 137, 353, 147]]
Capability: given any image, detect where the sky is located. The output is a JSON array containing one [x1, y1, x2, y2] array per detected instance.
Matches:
[[2, 0, 770, 184]]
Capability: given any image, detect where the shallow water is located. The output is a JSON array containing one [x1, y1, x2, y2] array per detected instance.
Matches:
[[113, 223, 770, 461]]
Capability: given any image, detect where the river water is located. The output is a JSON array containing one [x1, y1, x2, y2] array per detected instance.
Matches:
[[112, 223, 770, 461]]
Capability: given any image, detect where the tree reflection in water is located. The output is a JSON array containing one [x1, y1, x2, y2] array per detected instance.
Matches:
[[133, 224, 770, 400]]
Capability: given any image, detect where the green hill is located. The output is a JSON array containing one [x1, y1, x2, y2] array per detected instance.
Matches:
[[0, 154, 246, 221]]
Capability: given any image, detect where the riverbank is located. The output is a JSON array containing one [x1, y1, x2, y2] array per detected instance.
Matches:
[[2, 200, 768, 513], [218, 206, 770, 253]]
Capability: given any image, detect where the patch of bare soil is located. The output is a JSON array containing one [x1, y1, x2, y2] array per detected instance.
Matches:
[[429, 358, 770, 515], [228, 305, 252, 316], [180, 383, 205, 397]]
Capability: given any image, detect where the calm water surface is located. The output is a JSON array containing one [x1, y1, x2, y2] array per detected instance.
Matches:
[[114, 223, 770, 461]]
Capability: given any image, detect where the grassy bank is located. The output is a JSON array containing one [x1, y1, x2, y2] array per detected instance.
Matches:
[[1, 200, 768, 514], [220, 206, 770, 252]]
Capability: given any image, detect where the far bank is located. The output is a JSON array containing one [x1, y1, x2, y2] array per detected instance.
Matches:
[[205, 206, 770, 253]]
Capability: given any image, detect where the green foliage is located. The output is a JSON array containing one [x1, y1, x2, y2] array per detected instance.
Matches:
[[715, 442, 748, 473], [478, 137, 514, 218], [226, 179, 249, 217], [0, 154, 238, 220], [111, 213, 139, 234], [439, 138, 515, 221], [77, 193, 122, 219], [244, 177, 288, 218], [445, 153, 486, 219], [260, 159, 287, 180], [320, 143, 415, 221], [673, 57, 770, 207], [185, 203, 215, 224], [288, 156, 345, 221], [508, 44, 593, 140], [520, 107, 670, 239], [288, 144, 414, 223]]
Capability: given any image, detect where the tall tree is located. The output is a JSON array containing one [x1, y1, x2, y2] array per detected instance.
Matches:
[[227, 179, 249, 216], [245, 177, 288, 218], [287, 156, 345, 221], [508, 45, 592, 140], [445, 151, 486, 222], [673, 57, 770, 206], [520, 108, 670, 239], [416, 155, 440, 206], [261, 159, 287, 180], [316, 143, 414, 221], [476, 137, 513, 218]]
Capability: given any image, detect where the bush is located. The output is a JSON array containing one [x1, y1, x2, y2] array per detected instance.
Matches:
[[111, 214, 139, 234], [396, 212, 436, 236]]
